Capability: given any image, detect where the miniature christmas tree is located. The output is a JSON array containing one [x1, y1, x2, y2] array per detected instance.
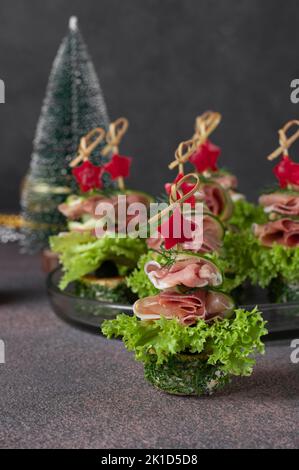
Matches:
[[20, 16, 109, 253]]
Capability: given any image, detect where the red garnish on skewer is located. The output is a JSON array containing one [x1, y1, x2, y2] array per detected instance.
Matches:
[[189, 139, 220, 173], [72, 161, 104, 192], [165, 173, 197, 206], [273, 155, 299, 188], [70, 127, 106, 192], [158, 208, 196, 250], [104, 154, 132, 180]]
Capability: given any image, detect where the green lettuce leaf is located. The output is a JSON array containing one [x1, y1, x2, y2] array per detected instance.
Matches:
[[223, 229, 299, 287], [203, 251, 246, 293], [102, 307, 267, 376], [229, 199, 267, 230], [50, 232, 147, 289], [126, 252, 163, 297]]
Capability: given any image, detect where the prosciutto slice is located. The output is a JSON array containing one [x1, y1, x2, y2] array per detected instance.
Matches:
[[147, 215, 223, 253], [145, 255, 222, 289], [182, 214, 223, 253], [133, 289, 234, 326], [146, 234, 164, 251], [58, 195, 105, 219], [59, 193, 150, 220], [259, 193, 299, 217], [254, 218, 299, 247], [202, 182, 233, 220]]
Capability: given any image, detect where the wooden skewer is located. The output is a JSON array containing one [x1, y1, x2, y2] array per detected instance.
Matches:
[[148, 173, 200, 225], [267, 120, 299, 161], [69, 128, 105, 167], [168, 111, 221, 170], [194, 111, 221, 141], [169, 139, 196, 173], [101, 117, 129, 190], [101, 117, 129, 157]]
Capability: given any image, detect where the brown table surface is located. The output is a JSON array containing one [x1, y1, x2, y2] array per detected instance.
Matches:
[[0, 244, 298, 449]]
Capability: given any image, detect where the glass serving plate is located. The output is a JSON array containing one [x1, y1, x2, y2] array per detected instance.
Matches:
[[47, 268, 299, 340]]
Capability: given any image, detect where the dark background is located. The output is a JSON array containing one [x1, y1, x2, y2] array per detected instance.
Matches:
[[1, 0, 299, 211]]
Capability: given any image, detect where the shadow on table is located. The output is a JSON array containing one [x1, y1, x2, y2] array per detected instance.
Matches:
[[216, 366, 299, 401], [0, 286, 46, 305]]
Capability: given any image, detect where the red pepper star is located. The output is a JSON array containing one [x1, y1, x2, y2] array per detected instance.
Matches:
[[189, 139, 220, 173], [165, 173, 197, 206], [72, 161, 104, 192], [104, 153, 132, 180], [273, 155, 299, 188], [158, 207, 196, 250]]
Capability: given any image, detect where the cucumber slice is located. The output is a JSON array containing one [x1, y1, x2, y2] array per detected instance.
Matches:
[[81, 274, 125, 289], [64, 194, 84, 206], [203, 212, 225, 240], [206, 289, 235, 317], [68, 218, 97, 231], [268, 212, 299, 222]]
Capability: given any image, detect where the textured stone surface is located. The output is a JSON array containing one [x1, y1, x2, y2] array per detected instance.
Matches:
[[0, 244, 298, 449]]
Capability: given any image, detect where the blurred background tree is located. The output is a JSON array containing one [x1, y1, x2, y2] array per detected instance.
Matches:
[[20, 16, 109, 253]]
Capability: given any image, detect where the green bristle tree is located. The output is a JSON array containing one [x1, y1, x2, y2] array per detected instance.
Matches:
[[21, 16, 110, 253]]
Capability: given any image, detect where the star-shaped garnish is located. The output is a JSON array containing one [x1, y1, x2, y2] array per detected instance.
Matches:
[[165, 173, 197, 206], [273, 155, 299, 188], [158, 207, 196, 250], [104, 153, 132, 180], [72, 161, 104, 192], [189, 139, 220, 173]]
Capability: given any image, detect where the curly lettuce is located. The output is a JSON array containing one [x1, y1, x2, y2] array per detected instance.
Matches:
[[50, 232, 147, 289], [203, 251, 247, 293], [223, 229, 299, 288], [102, 307, 267, 376], [229, 199, 267, 230], [126, 252, 162, 297]]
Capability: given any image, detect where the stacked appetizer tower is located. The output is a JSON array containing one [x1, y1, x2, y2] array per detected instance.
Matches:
[[128, 115, 252, 299], [167, 110, 262, 230], [102, 172, 267, 396], [50, 118, 152, 303], [253, 120, 299, 301], [128, 139, 231, 298]]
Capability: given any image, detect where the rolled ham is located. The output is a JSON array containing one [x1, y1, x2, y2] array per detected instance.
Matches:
[[58, 195, 104, 219], [133, 289, 234, 326], [147, 214, 223, 253], [60, 192, 151, 235], [59, 193, 150, 220], [144, 255, 222, 290], [182, 214, 223, 253], [259, 192, 299, 217], [254, 218, 299, 247], [202, 182, 233, 221], [146, 234, 164, 251]]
